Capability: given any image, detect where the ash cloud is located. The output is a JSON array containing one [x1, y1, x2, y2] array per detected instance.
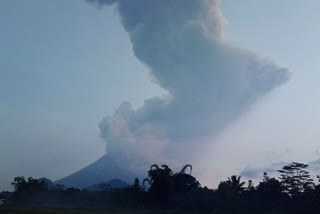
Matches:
[[90, 0, 290, 167]]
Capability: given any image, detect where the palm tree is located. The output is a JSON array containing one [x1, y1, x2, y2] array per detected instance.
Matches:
[[179, 164, 192, 175], [228, 175, 246, 193], [218, 175, 246, 194]]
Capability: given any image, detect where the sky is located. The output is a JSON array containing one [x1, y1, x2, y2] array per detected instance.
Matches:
[[0, 0, 320, 190]]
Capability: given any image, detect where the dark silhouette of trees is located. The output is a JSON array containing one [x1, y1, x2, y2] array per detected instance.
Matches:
[[255, 172, 285, 212], [278, 162, 314, 196], [247, 179, 255, 191], [131, 177, 142, 192], [143, 164, 200, 195], [218, 175, 246, 195], [142, 164, 200, 208], [11, 176, 48, 204], [144, 164, 173, 198], [257, 172, 283, 199], [216, 175, 247, 213], [173, 164, 200, 192], [6, 162, 320, 214], [11, 176, 48, 193], [54, 184, 65, 191]]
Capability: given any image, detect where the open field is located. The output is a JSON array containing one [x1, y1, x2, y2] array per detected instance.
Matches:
[[0, 208, 188, 214], [0, 209, 208, 214], [0, 209, 134, 214], [0, 208, 285, 214]]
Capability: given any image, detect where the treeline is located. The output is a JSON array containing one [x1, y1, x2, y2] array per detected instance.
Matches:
[[2, 162, 320, 213]]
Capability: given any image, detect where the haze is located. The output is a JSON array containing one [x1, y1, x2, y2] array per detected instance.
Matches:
[[1, 0, 320, 191]]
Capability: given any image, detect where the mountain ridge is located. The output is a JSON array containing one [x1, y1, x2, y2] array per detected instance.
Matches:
[[55, 155, 137, 189]]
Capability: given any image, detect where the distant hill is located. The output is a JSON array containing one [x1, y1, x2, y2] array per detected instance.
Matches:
[[55, 155, 138, 189], [38, 177, 55, 189], [86, 179, 129, 191]]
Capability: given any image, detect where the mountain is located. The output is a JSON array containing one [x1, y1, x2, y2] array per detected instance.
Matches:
[[86, 179, 129, 191], [55, 155, 137, 189], [38, 177, 55, 189]]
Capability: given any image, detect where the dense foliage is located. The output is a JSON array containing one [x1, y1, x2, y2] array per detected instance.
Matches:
[[2, 162, 320, 214]]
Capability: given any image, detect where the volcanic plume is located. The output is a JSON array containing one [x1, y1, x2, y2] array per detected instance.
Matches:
[[89, 0, 290, 171]]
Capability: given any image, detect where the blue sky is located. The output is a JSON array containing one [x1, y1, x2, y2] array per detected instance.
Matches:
[[0, 0, 320, 190]]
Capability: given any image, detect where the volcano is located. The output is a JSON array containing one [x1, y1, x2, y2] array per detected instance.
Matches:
[[55, 155, 138, 189]]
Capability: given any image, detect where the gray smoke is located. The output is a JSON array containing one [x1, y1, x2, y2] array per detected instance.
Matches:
[[90, 0, 290, 167]]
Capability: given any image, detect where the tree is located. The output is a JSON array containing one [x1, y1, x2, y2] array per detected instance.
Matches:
[[132, 177, 142, 192], [257, 172, 283, 200], [54, 184, 65, 191], [11, 176, 27, 192], [218, 175, 246, 194], [11, 177, 48, 204], [143, 164, 200, 207], [172, 164, 200, 192], [143, 164, 173, 200], [11, 176, 48, 193], [247, 180, 255, 191], [277, 162, 314, 196]]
